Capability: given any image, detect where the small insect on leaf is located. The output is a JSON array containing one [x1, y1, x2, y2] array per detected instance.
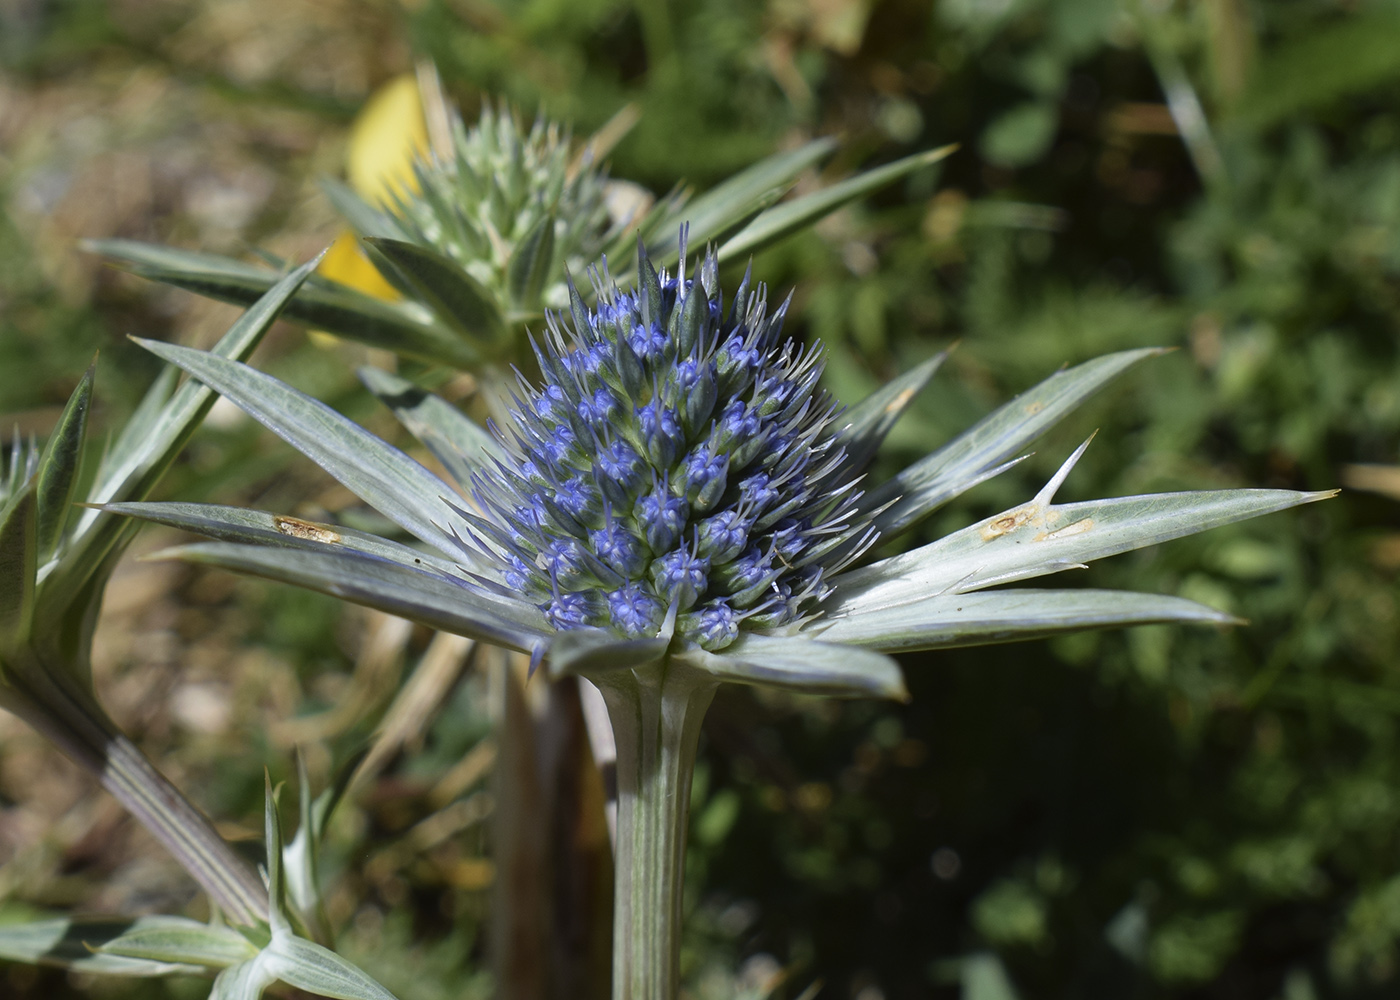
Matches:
[[273, 517, 342, 544]]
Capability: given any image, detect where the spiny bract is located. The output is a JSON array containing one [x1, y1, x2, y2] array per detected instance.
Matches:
[[465, 242, 874, 651]]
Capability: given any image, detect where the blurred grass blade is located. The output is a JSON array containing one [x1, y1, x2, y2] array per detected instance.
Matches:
[[646, 137, 838, 262], [133, 341, 466, 562], [814, 588, 1236, 651], [718, 144, 957, 263], [0, 483, 37, 650], [96, 916, 259, 967], [547, 628, 670, 679], [865, 348, 1166, 538], [264, 936, 399, 1000], [678, 634, 907, 701], [834, 488, 1334, 613], [87, 239, 477, 367], [0, 916, 204, 977], [34, 365, 94, 556], [362, 237, 504, 343], [152, 541, 551, 650], [358, 367, 507, 484], [98, 501, 478, 577], [1233, 10, 1400, 129], [507, 212, 557, 310], [831, 351, 948, 478]]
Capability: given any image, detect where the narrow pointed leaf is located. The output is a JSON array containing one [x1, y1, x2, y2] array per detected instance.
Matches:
[[265, 775, 289, 934], [95, 365, 177, 492], [284, 751, 324, 932], [718, 144, 957, 263], [866, 347, 1167, 538], [319, 178, 409, 240], [34, 365, 94, 555], [98, 501, 476, 579], [832, 488, 1333, 614], [0, 917, 203, 976], [264, 935, 399, 1000], [678, 634, 907, 700], [133, 341, 466, 561], [507, 212, 556, 310], [362, 237, 504, 343], [97, 916, 259, 967], [44, 255, 323, 620], [153, 541, 551, 651], [357, 367, 506, 485], [831, 351, 948, 477], [86, 239, 476, 367], [546, 628, 669, 680], [0, 484, 37, 650], [813, 588, 1237, 651], [646, 138, 838, 262]]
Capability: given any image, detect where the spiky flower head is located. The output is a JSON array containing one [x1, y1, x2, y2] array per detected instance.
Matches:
[[387, 104, 627, 313], [466, 240, 872, 651]]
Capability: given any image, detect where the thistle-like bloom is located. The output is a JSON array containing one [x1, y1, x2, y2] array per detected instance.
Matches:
[[116, 239, 1330, 700], [114, 242, 1329, 1000], [464, 244, 873, 653]]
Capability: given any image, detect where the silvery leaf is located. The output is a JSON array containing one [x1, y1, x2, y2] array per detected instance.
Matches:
[[678, 634, 906, 701], [86, 239, 475, 367], [546, 628, 669, 680], [865, 348, 1166, 538], [357, 367, 507, 486], [0, 916, 204, 977], [33, 364, 93, 556], [718, 144, 957, 263], [830, 351, 948, 479], [150, 541, 550, 652], [262, 935, 399, 1000], [95, 916, 259, 968], [813, 588, 1237, 652], [833, 442, 1332, 614], [133, 341, 466, 563]]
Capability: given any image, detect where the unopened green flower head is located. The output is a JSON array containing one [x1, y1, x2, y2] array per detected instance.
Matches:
[[389, 105, 617, 308], [462, 238, 875, 651]]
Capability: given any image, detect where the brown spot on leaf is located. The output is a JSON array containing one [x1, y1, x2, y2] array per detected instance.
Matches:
[[274, 516, 341, 544]]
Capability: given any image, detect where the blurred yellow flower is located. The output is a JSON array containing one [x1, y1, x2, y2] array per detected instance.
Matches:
[[318, 73, 431, 306]]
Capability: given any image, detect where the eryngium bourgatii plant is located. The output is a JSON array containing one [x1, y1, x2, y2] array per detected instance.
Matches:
[[108, 238, 1329, 999], [87, 104, 953, 372]]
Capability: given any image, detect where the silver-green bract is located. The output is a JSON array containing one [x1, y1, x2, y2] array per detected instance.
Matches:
[[111, 241, 1328, 702], [87, 104, 954, 369]]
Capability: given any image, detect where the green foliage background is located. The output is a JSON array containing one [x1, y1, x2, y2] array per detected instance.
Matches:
[[4, 0, 1400, 998]]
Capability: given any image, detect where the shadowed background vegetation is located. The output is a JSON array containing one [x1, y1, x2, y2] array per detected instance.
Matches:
[[3, 0, 1400, 998]]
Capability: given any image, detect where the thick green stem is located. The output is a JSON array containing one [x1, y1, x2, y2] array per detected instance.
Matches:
[[595, 660, 716, 1000], [6, 660, 268, 925]]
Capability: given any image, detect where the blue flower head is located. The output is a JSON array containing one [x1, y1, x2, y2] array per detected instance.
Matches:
[[469, 240, 875, 650]]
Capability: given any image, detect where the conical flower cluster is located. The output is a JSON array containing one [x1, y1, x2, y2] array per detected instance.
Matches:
[[466, 242, 874, 651], [388, 105, 621, 311]]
